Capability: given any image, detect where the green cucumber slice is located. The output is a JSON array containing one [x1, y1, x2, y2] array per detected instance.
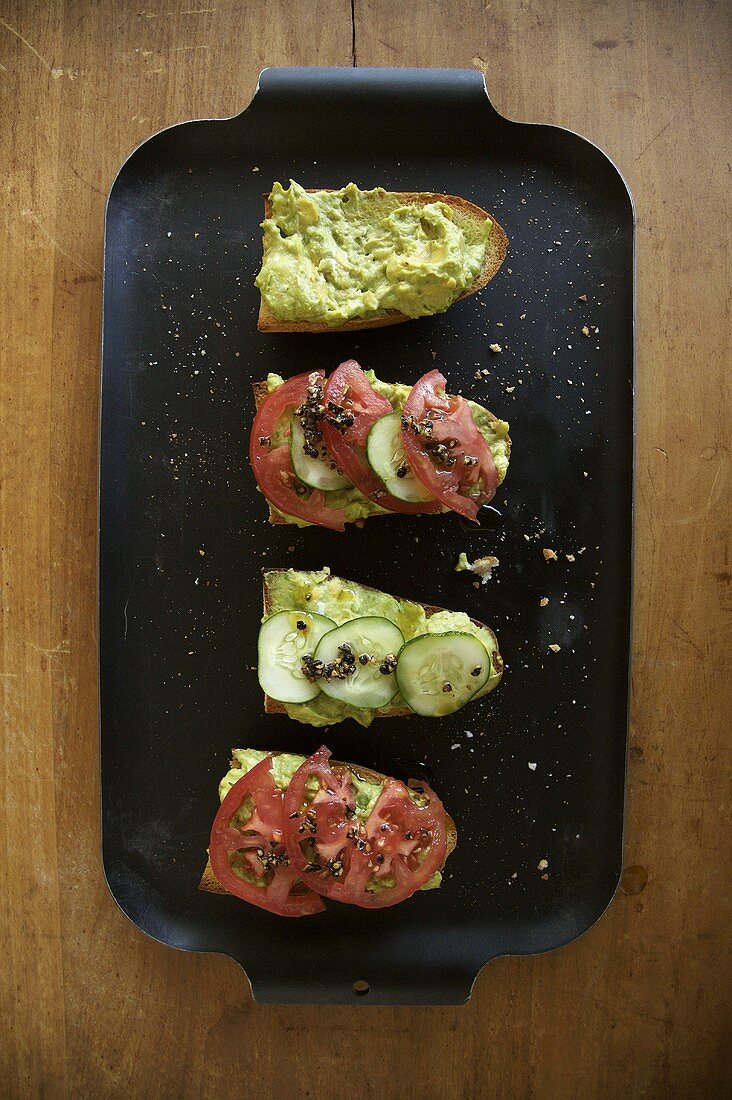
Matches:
[[289, 416, 351, 491], [313, 616, 405, 709], [395, 632, 491, 717], [258, 610, 336, 703], [366, 412, 435, 503]]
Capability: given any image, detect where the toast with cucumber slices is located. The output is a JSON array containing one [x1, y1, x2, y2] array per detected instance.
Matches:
[[258, 568, 503, 728], [250, 361, 510, 531]]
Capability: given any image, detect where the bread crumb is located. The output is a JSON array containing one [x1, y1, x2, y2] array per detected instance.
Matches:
[[566, 553, 576, 562], [538, 859, 549, 871], [528, 761, 537, 771], [496, 321, 504, 328], [539, 597, 549, 607], [542, 548, 558, 562], [198, 548, 205, 556], [455, 552, 499, 583], [541, 873, 549, 880], [548, 643, 561, 652], [581, 325, 590, 336], [489, 343, 502, 353], [519, 312, 526, 320], [506, 385, 515, 393], [578, 293, 587, 302]]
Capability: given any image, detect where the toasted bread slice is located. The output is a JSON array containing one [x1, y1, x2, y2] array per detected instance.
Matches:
[[261, 568, 503, 718], [252, 379, 510, 528], [199, 753, 457, 895], [257, 189, 508, 333]]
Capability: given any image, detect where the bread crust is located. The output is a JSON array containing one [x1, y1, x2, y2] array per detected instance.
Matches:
[[199, 753, 457, 895], [256, 189, 508, 332], [260, 567, 503, 718]]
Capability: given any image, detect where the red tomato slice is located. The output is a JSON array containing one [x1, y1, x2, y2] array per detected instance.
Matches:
[[209, 756, 325, 917], [249, 371, 347, 532], [322, 361, 441, 515], [282, 746, 448, 909], [401, 369, 499, 522]]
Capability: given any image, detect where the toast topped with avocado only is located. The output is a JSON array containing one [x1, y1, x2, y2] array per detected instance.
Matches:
[[255, 182, 508, 332], [257, 567, 503, 728], [199, 746, 456, 915], [250, 360, 510, 531]]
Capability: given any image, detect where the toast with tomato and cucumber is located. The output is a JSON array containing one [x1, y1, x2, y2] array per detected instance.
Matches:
[[249, 360, 510, 531], [257, 567, 503, 727], [200, 746, 456, 916]]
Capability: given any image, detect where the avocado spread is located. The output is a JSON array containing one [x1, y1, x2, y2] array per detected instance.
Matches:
[[220, 748, 442, 891], [263, 567, 502, 728], [255, 181, 492, 326], [265, 371, 510, 528]]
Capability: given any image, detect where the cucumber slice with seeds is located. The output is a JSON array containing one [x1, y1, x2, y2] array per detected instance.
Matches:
[[396, 632, 491, 717], [258, 610, 336, 703], [289, 416, 351, 491], [366, 412, 435, 503], [314, 616, 404, 709]]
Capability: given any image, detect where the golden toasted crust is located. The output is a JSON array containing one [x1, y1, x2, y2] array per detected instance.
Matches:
[[260, 568, 502, 719], [251, 379, 510, 529], [198, 754, 457, 895], [256, 189, 508, 333]]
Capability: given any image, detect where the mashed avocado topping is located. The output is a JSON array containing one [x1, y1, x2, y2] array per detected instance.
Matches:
[[219, 748, 442, 891], [263, 567, 501, 727], [264, 371, 510, 528], [255, 181, 492, 326]]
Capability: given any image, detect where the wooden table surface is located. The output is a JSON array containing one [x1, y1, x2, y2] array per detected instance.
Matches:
[[1, 1, 729, 1096]]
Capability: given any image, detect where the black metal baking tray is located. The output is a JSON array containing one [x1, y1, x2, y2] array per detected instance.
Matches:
[[99, 66, 634, 1005]]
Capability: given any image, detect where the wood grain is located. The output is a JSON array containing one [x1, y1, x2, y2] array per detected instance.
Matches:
[[1, 1, 729, 1097]]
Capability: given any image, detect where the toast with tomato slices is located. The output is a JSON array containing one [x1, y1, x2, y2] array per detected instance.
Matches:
[[260, 567, 503, 722], [249, 365, 508, 528], [197, 748, 453, 910], [257, 189, 508, 333]]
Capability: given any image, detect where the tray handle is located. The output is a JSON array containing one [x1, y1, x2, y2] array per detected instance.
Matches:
[[244, 65, 504, 140]]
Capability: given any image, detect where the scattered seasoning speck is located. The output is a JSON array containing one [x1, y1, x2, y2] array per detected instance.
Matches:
[[528, 762, 537, 771]]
